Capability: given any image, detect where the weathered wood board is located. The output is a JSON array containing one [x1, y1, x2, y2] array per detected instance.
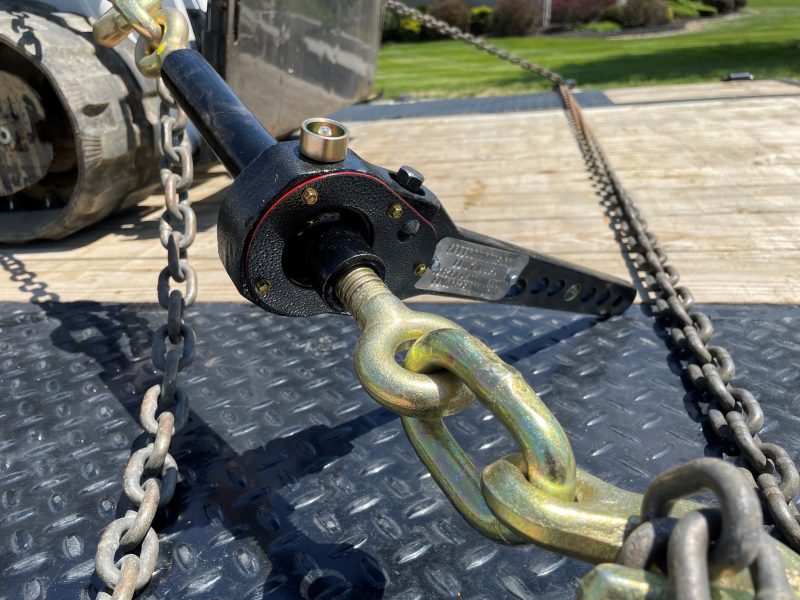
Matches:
[[2, 81, 799, 305], [604, 80, 800, 105]]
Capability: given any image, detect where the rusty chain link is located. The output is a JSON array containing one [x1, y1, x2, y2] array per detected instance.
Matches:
[[92, 3, 194, 597]]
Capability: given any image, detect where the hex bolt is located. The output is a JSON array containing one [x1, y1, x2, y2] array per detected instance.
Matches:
[[396, 165, 425, 194], [414, 263, 428, 277], [301, 188, 319, 205], [401, 219, 420, 236], [388, 203, 403, 219], [254, 280, 272, 295]]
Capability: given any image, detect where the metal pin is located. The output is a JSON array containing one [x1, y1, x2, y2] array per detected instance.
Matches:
[[299, 118, 350, 163]]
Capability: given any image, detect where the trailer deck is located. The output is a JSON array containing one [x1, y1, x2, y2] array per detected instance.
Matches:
[[1, 80, 799, 599], [2, 80, 798, 305]]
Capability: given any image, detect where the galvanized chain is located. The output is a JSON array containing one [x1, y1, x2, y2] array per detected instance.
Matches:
[[384, 0, 565, 85], [583, 459, 792, 599], [558, 83, 800, 553], [92, 3, 195, 598]]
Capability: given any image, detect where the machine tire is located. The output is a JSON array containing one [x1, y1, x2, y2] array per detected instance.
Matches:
[[0, 2, 159, 242]]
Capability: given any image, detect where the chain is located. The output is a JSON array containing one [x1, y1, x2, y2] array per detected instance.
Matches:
[[384, 0, 565, 85], [385, 0, 800, 591], [558, 83, 800, 552], [583, 459, 792, 599], [336, 266, 799, 596], [92, 3, 195, 598], [94, 77, 196, 600], [94, 0, 189, 77], [82, 0, 800, 595], [334, 266, 579, 541]]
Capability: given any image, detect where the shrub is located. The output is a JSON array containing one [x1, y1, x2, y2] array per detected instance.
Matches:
[[398, 16, 423, 41], [574, 20, 623, 32], [670, 0, 719, 17], [670, 0, 722, 18], [697, 3, 718, 16], [552, 0, 615, 25], [701, 0, 735, 13], [470, 5, 494, 35], [734, 0, 747, 9], [491, 0, 536, 36], [669, 0, 699, 18], [600, 4, 625, 24], [622, 0, 673, 27], [427, 0, 471, 31], [671, 3, 697, 17], [382, 9, 400, 42]]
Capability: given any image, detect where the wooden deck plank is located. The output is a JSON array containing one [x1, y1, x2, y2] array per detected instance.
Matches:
[[2, 88, 799, 305], [604, 80, 800, 104]]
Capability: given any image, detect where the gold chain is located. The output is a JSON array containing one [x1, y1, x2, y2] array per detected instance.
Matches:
[[337, 267, 800, 596], [94, 0, 189, 78]]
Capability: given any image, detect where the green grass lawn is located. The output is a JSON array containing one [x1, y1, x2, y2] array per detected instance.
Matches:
[[376, 0, 800, 98]]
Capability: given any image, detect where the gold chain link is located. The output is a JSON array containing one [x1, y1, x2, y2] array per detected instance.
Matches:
[[336, 267, 800, 596], [94, 0, 189, 78], [94, 0, 161, 48]]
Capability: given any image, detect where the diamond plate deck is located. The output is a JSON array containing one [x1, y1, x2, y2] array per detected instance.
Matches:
[[1, 300, 799, 599]]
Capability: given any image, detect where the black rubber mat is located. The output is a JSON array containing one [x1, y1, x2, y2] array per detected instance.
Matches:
[[330, 90, 613, 122], [1, 300, 799, 599]]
